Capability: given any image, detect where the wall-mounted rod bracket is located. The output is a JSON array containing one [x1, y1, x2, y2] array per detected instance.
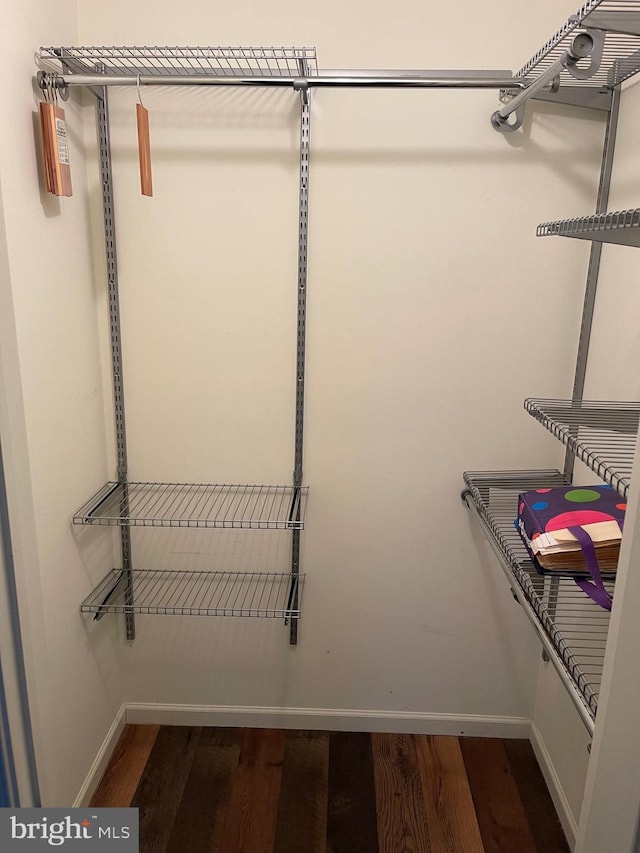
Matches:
[[491, 28, 605, 133], [35, 70, 69, 101], [491, 100, 526, 133], [293, 78, 310, 105]]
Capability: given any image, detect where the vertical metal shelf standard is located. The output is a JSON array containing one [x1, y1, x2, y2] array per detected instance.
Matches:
[[52, 47, 317, 643], [290, 57, 311, 644], [96, 80, 136, 641], [564, 84, 620, 484]]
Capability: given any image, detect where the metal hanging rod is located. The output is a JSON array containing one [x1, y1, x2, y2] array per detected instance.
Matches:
[[40, 71, 525, 91]]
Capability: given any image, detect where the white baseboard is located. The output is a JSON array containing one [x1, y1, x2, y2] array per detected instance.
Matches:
[[530, 721, 577, 850], [125, 702, 530, 738], [73, 705, 126, 808], [72, 703, 575, 849]]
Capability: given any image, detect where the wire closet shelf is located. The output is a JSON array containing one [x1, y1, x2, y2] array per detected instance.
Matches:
[[82, 568, 304, 619], [462, 470, 613, 730], [73, 482, 308, 530], [38, 45, 319, 78], [514, 0, 640, 90], [537, 208, 640, 247], [462, 399, 640, 730], [524, 398, 639, 499]]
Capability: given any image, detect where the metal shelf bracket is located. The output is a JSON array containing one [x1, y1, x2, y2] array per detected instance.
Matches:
[[294, 78, 310, 105], [492, 28, 604, 132]]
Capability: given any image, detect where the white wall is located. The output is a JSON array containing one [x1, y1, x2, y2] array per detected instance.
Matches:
[[532, 661, 592, 844], [2, 0, 628, 819], [72, 0, 606, 743], [0, 181, 36, 806], [5, 0, 636, 816], [0, 2, 124, 805]]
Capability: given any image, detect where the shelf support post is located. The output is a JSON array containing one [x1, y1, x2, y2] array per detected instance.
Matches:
[[564, 83, 620, 483], [96, 79, 135, 641], [289, 62, 311, 645]]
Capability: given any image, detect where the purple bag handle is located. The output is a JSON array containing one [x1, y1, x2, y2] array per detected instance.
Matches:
[[568, 524, 616, 611]]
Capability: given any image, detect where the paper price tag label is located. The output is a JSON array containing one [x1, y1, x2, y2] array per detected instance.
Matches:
[[55, 117, 70, 165]]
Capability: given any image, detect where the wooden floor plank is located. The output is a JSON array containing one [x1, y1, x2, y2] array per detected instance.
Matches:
[[273, 730, 329, 853], [460, 737, 537, 853], [503, 739, 570, 853], [130, 725, 202, 852], [166, 727, 242, 853], [415, 735, 484, 853], [91, 725, 569, 853], [372, 732, 432, 853], [218, 727, 286, 853], [90, 724, 160, 808], [327, 731, 379, 853]]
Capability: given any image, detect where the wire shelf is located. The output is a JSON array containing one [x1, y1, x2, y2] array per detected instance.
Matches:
[[39, 46, 318, 78], [525, 399, 639, 499], [537, 209, 640, 247], [463, 469, 614, 727], [514, 1, 640, 89], [73, 481, 308, 529], [82, 568, 304, 618]]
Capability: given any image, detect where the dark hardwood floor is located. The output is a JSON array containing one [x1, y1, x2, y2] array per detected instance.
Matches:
[[90, 725, 569, 853]]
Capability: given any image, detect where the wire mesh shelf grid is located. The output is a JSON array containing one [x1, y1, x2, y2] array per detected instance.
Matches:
[[39, 46, 318, 78], [514, 0, 640, 89], [463, 469, 615, 722], [73, 481, 308, 529], [82, 568, 304, 618], [537, 209, 640, 247], [524, 399, 639, 499]]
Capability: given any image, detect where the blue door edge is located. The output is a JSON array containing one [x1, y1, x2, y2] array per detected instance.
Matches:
[[0, 655, 19, 806], [0, 439, 41, 807]]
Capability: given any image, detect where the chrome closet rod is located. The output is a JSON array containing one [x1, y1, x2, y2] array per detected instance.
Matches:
[[47, 73, 527, 90]]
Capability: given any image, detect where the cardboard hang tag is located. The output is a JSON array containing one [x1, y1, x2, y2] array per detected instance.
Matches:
[[136, 102, 153, 197], [39, 101, 72, 197]]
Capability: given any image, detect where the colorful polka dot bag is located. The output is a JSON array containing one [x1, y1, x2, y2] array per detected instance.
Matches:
[[516, 486, 625, 610]]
